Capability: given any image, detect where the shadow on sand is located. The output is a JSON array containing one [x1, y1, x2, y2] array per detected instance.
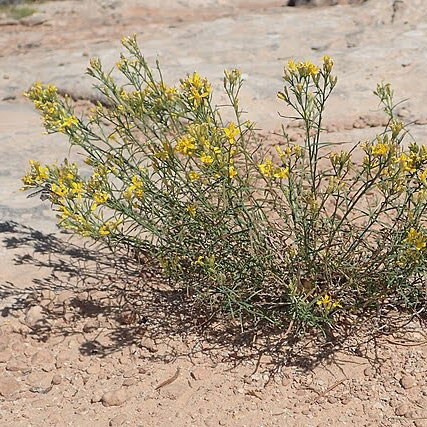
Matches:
[[1, 220, 424, 377]]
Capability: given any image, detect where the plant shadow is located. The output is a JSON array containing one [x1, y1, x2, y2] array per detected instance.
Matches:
[[1, 220, 424, 377]]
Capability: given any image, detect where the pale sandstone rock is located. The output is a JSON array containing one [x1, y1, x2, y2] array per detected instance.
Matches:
[[24, 305, 44, 328], [83, 319, 100, 333], [101, 388, 129, 407], [51, 373, 62, 385], [55, 290, 74, 304], [31, 350, 55, 371], [109, 414, 128, 426], [0, 376, 21, 398], [400, 375, 416, 390], [394, 403, 410, 417], [26, 372, 52, 389]]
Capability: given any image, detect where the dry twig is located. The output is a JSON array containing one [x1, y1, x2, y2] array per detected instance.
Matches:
[[311, 379, 346, 403], [155, 367, 181, 391]]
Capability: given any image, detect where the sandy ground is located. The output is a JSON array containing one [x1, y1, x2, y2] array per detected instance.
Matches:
[[1, 0, 427, 425]]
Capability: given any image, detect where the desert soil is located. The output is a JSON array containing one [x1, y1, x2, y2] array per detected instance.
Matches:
[[1, 0, 427, 426]]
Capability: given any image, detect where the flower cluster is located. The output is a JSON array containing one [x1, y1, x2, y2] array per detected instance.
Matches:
[[317, 294, 341, 311], [123, 175, 144, 201], [21, 160, 49, 186], [180, 72, 211, 107], [280, 56, 336, 89], [288, 60, 319, 78], [405, 227, 427, 251], [24, 83, 79, 133], [174, 121, 240, 181], [362, 134, 427, 197], [258, 158, 289, 180]]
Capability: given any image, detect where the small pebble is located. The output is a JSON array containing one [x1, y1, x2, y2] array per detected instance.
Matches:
[[101, 389, 129, 407], [395, 402, 410, 417], [400, 375, 416, 390], [51, 374, 62, 385]]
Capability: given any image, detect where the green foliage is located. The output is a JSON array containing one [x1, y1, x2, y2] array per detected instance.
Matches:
[[22, 36, 427, 332], [4, 5, 36, 19]]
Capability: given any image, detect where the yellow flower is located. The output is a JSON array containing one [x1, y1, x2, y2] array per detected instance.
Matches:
[[122, 175, 144, 201], [22, 160, 49, 186], [372, 143, 389, 157], [120, 34, 136, 47], [399, 153, 416, 173], [188, 171, 200, 182], [164, 85, 178, 101], [200, 153, 214, 165], [99, 220, 121, 237], [330, 151, 351, 168], [194, 256, 204, 266], [175, 136, 196, 155], [390, 120, 403, 139], [91, 191, 109, 211], [180, 72, 211, 107], [59, 204, 71, 219], [322, 55, 334, 73], [327, 176, 344, 193], [94, 191, 109, 204], [191, 88, 210, 106], [99, 224, 110, 236], [223, 122, 239, 144], [183, 72, 202, 89], [58, 115, 78, 132], [224, 69, 241, 84], [418, 169, 427, 184], [155, 150, 169, 160], [310, 199, 318, 211], [116, 59, 125, 70], [306, 62, 319, 76], [71, 181, 84, 200], [317, 294, 331, 306], [273, 167, 289, 180], [51, 182, 68, 198], [292, 61, 319, 78], [275, 145, 285, 157], [288, 60, 298, 73], [34, 163, 49, 182], [293, 144, 303, 157], [228, 166, 237, 179], [259, 159, 274, 177], [131, 175, 143, 187], [21, 174, 34, 186], [317, 294, 341, 310], [187, 204, 196, 217], [405, 227, 427, 251]]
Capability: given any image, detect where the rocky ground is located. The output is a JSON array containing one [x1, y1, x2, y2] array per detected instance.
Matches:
[[1, 0, 427, 425]]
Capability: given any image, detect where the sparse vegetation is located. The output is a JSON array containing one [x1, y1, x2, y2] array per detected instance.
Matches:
[[0, 3, 36, 20], [21, 35, 427, 334]]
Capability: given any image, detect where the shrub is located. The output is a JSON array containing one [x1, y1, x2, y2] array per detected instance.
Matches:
[[1, 5, 36, 19], [21, 36, 427, 332]]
